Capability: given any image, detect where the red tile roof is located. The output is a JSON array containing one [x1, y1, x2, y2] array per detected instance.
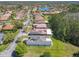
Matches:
[[2, 24, 14, 30]]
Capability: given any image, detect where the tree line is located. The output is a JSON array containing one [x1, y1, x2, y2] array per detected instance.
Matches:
[[48, 12, 79, 46]]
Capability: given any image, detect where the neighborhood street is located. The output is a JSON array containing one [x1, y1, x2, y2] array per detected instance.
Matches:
[[0, 10, 31, 57]]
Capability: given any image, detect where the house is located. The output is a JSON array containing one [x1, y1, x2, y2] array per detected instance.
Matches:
[[0, 11, 12, 22], [0, 33, 4, 44], [38, 7, 49, 11], [34, 15, 46, 24], [2, 24, 14, 30], [25, 37, 52, 46], [28, 25, 52, 46], [25, 10, 52, 46], [42, 11, 62, 15], [0, 11, 14, 30], [29, 28, 52, 39], [15, 10, 26, 20], [32, 11, 40, 15], [32, 4, 41, 7], [33, 24, 47, 29]]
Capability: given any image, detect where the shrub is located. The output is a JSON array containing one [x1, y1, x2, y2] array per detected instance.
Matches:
[[15, 42, 27, 57]]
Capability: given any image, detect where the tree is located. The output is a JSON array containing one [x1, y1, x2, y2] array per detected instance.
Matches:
[[15, 42, 27, 57], [73, 52, 79, 57], [48, 12, 79, 46], [0, 5, 4, 12], [13, 20, 23, 29], [68, 4, 79, 12], [17, 5, 23, 10], [48, 13, 66, 41]]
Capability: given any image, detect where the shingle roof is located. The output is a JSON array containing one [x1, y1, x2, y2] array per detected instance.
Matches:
[[35, 15, 44, 21], [29, 29, 47, 35], [34, 15, 45, 24], [33, 24, 47, 29]]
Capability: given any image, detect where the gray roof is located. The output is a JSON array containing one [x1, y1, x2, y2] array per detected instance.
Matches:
[[0, 33, 4, 42]]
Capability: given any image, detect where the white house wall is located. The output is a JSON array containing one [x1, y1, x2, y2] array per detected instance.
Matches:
[[26, 39, 51, 46]]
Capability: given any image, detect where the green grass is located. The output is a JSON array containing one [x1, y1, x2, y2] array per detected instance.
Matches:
[[24, 37, 79, 57], [3, 30, 19, 44], [49, 38, 79, 57], [0, 44, 8, 52]]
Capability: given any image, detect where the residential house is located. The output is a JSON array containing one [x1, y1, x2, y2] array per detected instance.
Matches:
[[15, 10, 26, 20], [33, 24, 47, 29], [42, 10, 62, 15], [2, 24, 14, 30], [0, 11, 12, 30], [0, 33, 4, 44], [38, 7, 49, 11], [34, 15, 46, 24], [29, 28, 52, 40], [0, 11, 12, 22], [26, 28, 52, 46], [25, 13, 52, 46]]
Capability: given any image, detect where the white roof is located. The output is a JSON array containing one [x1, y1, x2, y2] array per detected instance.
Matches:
[[47, 29, 52, 35]]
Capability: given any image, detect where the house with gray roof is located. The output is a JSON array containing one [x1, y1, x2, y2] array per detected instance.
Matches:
[[25, 11, 52, 46], [0, 33, 4, 44]]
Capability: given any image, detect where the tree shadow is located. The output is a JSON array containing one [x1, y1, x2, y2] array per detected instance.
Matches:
[[11, 51, 17, 57], [73, 52, 79, 57]]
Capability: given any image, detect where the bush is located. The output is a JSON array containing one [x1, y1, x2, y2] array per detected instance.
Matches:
[[15, 42, 27, 57], [13, 20, 23, 29], [0, 44, 8, 52]]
